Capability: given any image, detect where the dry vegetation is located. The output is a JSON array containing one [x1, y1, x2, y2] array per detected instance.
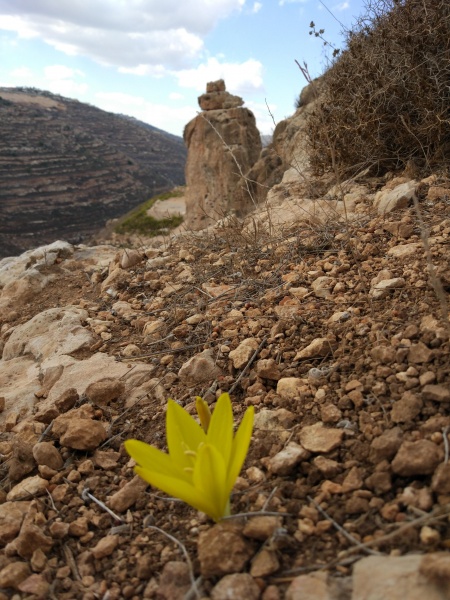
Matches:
[[306, 0, 450, 177]]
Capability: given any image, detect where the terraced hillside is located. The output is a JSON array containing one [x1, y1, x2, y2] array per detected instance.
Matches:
[[0, 88, 187, 258]]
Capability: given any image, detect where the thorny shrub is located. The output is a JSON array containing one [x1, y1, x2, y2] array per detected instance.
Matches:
[[306, 0, 450, 177]]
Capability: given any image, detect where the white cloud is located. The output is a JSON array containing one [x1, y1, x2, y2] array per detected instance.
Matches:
[[279, 0, 308, 5], [94, 91, 196, 135], [175, 57, 264, 96], [8, 64, 88, 97], [0, 1, 245, 71], [169, 92, 184, 100], [334, 1, 349, 10], [252, 2, 263, 13]]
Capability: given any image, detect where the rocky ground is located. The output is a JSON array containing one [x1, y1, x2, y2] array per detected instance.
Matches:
[[1, 173, 450, 599]]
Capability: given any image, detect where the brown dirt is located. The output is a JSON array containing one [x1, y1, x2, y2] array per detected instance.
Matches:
[[1, 185, 450, 599]]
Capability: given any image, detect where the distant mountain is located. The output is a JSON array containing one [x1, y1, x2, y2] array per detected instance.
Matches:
[[0, 87, 187, 258]]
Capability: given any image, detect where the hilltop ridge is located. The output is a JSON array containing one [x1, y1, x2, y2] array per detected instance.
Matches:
[[0, 88, 187, 258]]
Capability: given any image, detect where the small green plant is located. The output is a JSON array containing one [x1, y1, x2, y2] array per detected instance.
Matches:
[[124, 393, 254, 522], [114, 189, 184, 236]]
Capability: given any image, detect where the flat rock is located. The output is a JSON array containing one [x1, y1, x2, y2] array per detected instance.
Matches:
[[299, 422, 343, 454], [0, 357, 41, 424], [391, 392, 423, 423], [392, 440, 441, 476], [422, 384, 450, 402], [85, 378, 126, 405], [229, 338, 259, 369], [2, 306, 93, 361], [266, 442, 310, 475], [7, 476, 49, 501], [277, 378, 308, 400], [243, 516, 282, 541], [352, 554, 446, 600]]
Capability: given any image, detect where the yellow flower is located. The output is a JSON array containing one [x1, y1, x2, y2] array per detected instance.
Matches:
[[124, 393, 254, 522]]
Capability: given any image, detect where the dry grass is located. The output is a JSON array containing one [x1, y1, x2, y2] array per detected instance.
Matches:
[[307, 0, 450, 177]]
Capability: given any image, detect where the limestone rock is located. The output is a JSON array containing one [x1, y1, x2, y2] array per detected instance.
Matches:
[[391, 440, 441, 476], [57, 417, 108, 451], [229, 338, 259, 369], [285, 571, 329, 600], [2, 306, 93, 361], [8, 519, 53, 559], [156, 561, 191, 600], [85, 378, 125, 405], [276, 378, 308, 400], [255, 358, 281, 380], [353, 554, 447, 600], [107, 475, 148, 513], [369, 427, 403, 462], [184, 80, 261, 230], [374, 180, 417, 214], [266, 442, 310, 475], [299, 423, 343, 454], [422, 384, 450, 402], [294, 337, 337, 360], [391, 392, 423, 423], [32, 442, 63, 470], [243, 516, 283, 541], [178, 349, 224, 385], [420, 552, 450, 585], [211, 573, 261, 600], [0, 561, 31, 589], [17, 574, 50, 598], [91, 535, 119, 559], [7, 476, 49, 501], [198, 522, 255, 578]]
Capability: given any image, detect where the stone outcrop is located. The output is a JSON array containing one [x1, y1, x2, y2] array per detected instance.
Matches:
[[234, 78, 324, 211], [183, 80, 261, 229]]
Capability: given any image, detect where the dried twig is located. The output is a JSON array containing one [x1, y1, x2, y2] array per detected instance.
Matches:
[[144, 523, 201, 599], [81, 488, 124, 523], [307, 496, 382, 556], [443, 426, 450, 465], [63, 544, 81, 581]]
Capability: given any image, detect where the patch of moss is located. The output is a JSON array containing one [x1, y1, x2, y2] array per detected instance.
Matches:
[[114, 189, 184, 236]]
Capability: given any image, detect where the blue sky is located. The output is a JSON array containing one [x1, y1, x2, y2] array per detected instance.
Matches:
[[0, 0, 366, 137]]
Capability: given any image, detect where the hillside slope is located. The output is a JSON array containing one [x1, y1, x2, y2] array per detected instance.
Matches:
[[0, 88, 186, 258], [0, 173, 450, 599]]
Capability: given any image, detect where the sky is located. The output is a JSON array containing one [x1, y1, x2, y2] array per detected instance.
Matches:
[[0, 0, 366, 138]]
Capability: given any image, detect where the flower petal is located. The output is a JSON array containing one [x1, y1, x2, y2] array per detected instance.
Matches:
[[226, 405, 254, 492], [134, 465, 218, 519], [207, 393, 233, 467], [194, 443, 229, 522], [166, 400, 206, 469], [196, 396, 211, 432], [124, 439, 189, 481]]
